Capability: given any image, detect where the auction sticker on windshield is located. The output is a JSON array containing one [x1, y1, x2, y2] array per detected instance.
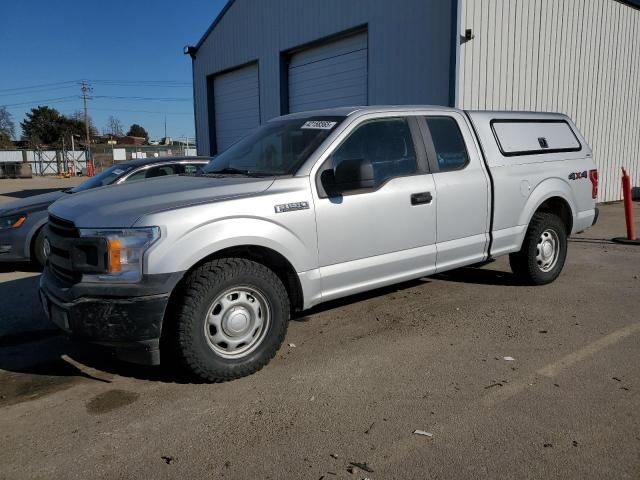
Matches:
[[301, 120, 337, 130]]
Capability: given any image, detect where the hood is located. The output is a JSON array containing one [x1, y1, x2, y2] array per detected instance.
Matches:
[[48, 175, 276, 228], [0, 190, 66, 217]]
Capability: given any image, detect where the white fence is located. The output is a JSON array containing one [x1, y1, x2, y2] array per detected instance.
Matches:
[[0, 150, 88, 176]]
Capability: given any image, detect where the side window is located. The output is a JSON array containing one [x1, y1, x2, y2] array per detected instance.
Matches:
[[125, 165, 178, 182], [182, 163, 201, 175], [330, 118, 417, 186], [425, 117, 469, 171]]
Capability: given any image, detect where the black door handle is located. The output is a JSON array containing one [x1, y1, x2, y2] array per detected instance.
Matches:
[[411, 192, 433, 205]]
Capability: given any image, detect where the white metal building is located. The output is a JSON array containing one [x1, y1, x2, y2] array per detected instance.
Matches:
[[457, 0, 640, 202], [190, 0, 640, 202]]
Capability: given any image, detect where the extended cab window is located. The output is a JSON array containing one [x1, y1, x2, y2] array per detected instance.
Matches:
[[330, 118, 417, 186], [425, 117, 469, 172]]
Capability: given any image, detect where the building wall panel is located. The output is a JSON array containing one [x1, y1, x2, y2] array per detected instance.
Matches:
[[193, 0, 457, 155], [458, 0, 640, 201]]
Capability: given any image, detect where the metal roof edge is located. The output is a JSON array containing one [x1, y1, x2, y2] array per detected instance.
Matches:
[[194, 0, 236, 52]]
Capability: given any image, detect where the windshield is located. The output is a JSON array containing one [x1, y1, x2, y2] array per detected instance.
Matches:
[[70, 164, 134, 193], [201, 116, 344, 176]]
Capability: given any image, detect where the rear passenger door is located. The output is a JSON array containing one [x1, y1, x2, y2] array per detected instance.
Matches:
[[418, 113, 491, 272], [313, 116, 437, 302]]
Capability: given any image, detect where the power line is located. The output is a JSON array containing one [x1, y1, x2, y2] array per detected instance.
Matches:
[[1, 96, 79, 108], [0, 85, 78, 98], [0, 80, 77, 94], [92, 95, 191, 102], [0, 79, 191, 94], [87, 107, 193, 115], [90, 80, 191, 87]]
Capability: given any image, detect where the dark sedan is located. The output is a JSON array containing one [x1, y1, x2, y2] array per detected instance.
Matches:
[[0, 156, 211, 266]]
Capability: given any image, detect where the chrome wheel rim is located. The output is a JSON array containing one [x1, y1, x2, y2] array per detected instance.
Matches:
[[203, 286, 271, 359], [536, 228, 560, 272]]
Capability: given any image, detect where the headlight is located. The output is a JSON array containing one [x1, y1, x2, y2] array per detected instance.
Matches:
[[0, 214, 27, 230], [78, 227, 160, 283]]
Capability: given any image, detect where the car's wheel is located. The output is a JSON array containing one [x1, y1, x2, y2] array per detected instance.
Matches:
[[32, 228, 47, 268], [174, 258, 289, 382], [509, 212, 568, 285]]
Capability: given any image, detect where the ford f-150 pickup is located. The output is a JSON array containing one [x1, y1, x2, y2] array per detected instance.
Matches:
[[40, 106, 599, 382]]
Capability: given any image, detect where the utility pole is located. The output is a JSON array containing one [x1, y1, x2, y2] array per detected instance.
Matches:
[[80, 80, 93, 174], [164, 116, 167, 139]]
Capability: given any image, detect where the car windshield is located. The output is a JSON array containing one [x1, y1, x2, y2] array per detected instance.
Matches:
[[70, 164, 134, 193], [201, 116, 344, 176]]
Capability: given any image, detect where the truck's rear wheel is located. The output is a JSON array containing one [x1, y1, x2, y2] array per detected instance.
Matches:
[[509, 212, 567, 285], [174, 258, 289, 382]]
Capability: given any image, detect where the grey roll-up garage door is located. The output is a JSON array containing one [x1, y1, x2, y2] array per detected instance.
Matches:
[[212, 63, 260, 152], [288, 31, 367, 113]]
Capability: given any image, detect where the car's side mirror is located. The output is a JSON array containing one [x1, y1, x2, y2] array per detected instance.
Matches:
[[321, 158, 375, 195]]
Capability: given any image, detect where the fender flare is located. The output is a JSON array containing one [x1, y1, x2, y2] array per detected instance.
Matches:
[[518, 177, 577, 233]]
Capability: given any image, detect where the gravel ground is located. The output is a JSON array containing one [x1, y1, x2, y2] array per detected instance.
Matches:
[[0, 178, 638, 479]]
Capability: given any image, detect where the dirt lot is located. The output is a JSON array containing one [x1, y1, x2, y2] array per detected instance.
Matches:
[[0, 178, 638, 479]]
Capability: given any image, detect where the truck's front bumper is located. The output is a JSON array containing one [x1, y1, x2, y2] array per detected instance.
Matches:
[[39, 268, 184, 365]]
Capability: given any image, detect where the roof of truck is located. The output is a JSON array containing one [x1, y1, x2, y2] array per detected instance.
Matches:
[[275, 105, 461, 121]]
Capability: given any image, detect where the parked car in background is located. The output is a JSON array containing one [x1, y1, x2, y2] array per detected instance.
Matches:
[[40, 106, 598, 382], [0, 156, 210, 266]]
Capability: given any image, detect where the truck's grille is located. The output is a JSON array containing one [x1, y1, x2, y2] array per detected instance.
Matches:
[[45, 215, 107, 287], [46, 215, 81, 286], [48, 214, 79, 238]]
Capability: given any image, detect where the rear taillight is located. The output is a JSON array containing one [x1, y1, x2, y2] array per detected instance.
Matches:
[[589, 169, 598, 199]]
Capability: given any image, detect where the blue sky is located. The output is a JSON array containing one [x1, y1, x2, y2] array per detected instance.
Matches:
[[0, 0, 227, 140]]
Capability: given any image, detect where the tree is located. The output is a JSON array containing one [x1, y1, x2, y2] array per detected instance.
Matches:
[[0, 132, 13, 149], [20, 106, 96, 148], [20, 106, 65, 145], [69, 110, 98, 137], [0, 106, 16, 140], [127, 123, 149, 142], [105, 115, 124, 136]]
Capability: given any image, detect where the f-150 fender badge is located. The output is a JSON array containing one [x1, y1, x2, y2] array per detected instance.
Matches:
[[274, 201, 310, 213]]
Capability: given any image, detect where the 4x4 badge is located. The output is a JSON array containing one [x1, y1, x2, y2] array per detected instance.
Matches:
[[274, 202, 309, 213]]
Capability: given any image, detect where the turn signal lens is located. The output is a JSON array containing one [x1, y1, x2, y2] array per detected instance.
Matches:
[[0, 214, 27, 230], [107, 239, 122, 273], [11, 216, 27, 229]]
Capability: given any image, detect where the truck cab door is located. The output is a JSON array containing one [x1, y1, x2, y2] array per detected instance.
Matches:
[[312, 116, 437, 302], [417, 113, 490, 272]]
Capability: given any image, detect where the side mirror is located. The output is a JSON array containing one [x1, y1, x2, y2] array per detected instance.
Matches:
[[321, 158, 375, 195]]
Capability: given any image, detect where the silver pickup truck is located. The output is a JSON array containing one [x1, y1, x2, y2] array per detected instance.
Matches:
[[40, 106, 599, 382]]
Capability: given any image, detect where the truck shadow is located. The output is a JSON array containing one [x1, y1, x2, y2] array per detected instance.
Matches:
[[433, 266, 525, 286], [0, 262, 41, 274], [0, 266, 520, 391], [0, 188, 63, 199], [0, 334, 193, 401]]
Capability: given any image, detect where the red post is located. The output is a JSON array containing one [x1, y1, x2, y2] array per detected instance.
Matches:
[[621, 167, 636, 241]]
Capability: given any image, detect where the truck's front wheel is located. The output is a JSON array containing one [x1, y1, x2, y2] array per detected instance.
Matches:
[[175, 258, 289, 382], [509, 212, 568, 285]]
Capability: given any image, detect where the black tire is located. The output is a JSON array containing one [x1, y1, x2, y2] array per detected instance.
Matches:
[[173, 258, 289, 382], [32, 228, 47, 268], [509, 212, 567, 285]]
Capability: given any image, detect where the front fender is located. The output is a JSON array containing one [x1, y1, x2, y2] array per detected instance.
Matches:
[[145, 215, 317, 276]]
